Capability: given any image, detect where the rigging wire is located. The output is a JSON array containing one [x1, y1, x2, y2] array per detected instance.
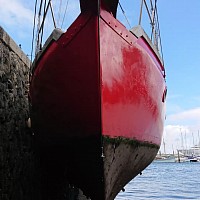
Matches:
[[61, 0, 69, 29], [31, 0, 164, 67], [35, 0, 56, 55], [31, 0, 38, 62], [40, 0, 47, 49], [143, 0, 152, 25], [37, 1, 52, 34], [155, 3, 164, 66], [33, 0, 59, 57], [57, 0, 63, 27], [36, 0, 44, 54], [150, 0, 156, 41], [149, 0, 153, 10], [119, 1, 131, 29], [138, 0, 144, 25], [138, 0, 164, 67], [149, 0, 164, 66], [49, 0, 57, 28]]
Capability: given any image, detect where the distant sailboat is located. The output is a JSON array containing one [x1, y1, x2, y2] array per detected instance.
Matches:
[[176, 130, 200, 162], [155, 138, 175, 162]]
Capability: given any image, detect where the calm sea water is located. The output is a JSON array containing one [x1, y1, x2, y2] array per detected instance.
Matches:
[[115, 162, 200, 200]]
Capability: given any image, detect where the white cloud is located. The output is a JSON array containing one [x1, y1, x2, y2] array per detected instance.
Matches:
[[167, 107, 200, 126], [161, 107, 200, 153], [0, 0, 80, 30], [0, 0, 80, 54], [0, 0, 35, 54], [0, 0, 33, 28]]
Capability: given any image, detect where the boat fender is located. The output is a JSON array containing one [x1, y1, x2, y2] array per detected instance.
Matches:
[[26, 117, 31, 128]]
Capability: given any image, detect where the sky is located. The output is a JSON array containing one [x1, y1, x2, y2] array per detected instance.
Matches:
[[0, 0, 200, 154]]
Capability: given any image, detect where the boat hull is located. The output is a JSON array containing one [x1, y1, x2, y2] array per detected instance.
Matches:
[[30, 5, 166, 200]]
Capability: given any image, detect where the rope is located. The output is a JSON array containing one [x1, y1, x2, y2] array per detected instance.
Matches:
[[150, 0, 156, 41], [36, 0, 44, 54], [40, 0, 47, 49], [61, 0, 69, 29], [37, 1, 51, 34], [119, 1, 131, 29], [138, 0, 164, 67], [57, 0, 63, 27], [139, 0, 144, 25], [49, 0, 57, 28], [155, 3, 164, 66], [30, 0, 38, 62], [143, 0, 152, 25], [32, 0, 60, 58]]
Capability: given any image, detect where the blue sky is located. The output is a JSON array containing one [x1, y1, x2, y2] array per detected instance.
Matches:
[[157, 1, 200, 153], [1, 0, 200, 153]]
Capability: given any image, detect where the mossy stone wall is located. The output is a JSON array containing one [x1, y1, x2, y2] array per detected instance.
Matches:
[[0, 26, 40, 200], [0, 26, 89, 200]]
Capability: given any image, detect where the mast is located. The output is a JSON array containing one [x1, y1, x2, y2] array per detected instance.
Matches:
[[184, 130, 188, 155], [163, 137, 166, 155], [192, 132, 195, 146], [172, 144, 174, 156], [180, 128, 184, 151]]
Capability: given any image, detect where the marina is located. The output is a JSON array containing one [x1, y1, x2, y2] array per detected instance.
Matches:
[[155, 153, 200, 163], [157, 131, 200, 163]]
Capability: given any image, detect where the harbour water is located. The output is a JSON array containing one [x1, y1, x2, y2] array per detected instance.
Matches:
[[116, 162, 200, 200]]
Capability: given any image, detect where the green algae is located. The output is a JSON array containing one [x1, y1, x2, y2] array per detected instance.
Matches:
[[103, 135, 160, 149]]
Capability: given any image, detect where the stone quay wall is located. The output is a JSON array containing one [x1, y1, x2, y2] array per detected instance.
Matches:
[[0, 26, 39, 200], [0, 26, 89, 200]]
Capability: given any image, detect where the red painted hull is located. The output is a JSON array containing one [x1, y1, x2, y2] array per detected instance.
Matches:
[[29, 3, 166, 200], [100, 10, 165, 145]]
